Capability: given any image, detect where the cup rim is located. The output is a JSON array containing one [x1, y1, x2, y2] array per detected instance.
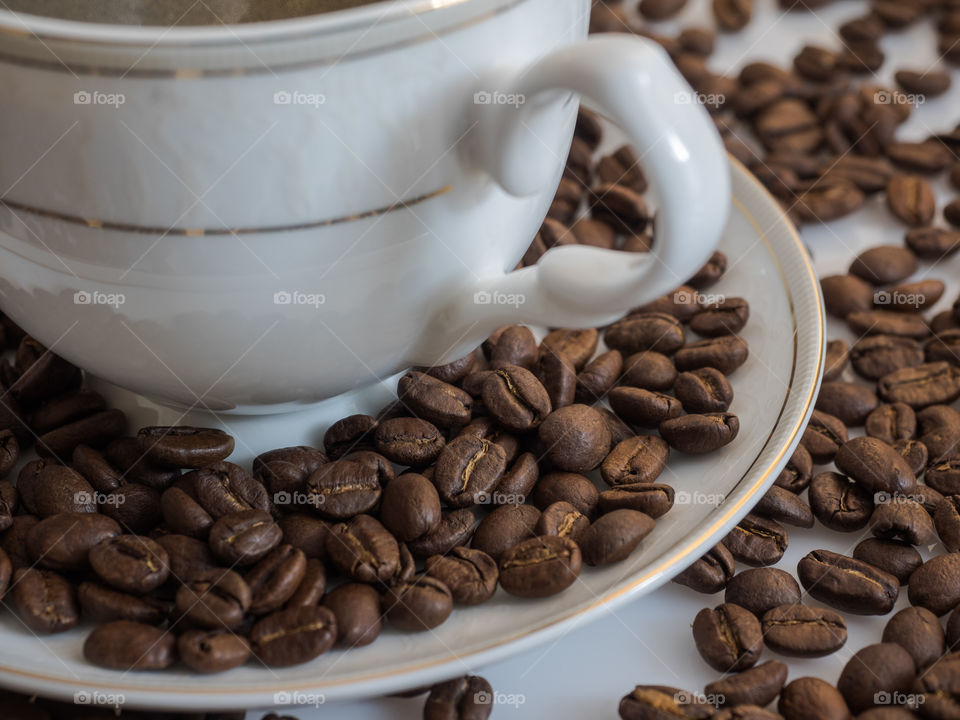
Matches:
[[0, 0, 474, 47]]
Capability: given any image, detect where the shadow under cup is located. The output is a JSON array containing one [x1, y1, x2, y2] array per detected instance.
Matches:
[[2, 0, 383, 25]]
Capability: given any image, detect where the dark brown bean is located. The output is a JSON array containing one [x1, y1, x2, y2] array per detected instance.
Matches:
[[761, 604, 847, 658], [798, 549, 899, 615], [83, 620, 176, 670], [249, 605, 337, 666], [499, 535, 581, 598]]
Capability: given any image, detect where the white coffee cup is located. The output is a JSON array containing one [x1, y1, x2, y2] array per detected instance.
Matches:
[[0, 0, 728, 413]]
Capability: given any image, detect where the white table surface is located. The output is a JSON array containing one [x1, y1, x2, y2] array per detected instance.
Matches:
[[239, 1, 960, 717]]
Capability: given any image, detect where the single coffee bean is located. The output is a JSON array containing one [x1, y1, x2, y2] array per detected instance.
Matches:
[[835, 437, 917, 495], [178, 629, 250, 674], [374, 417, 445, 466], [881, 279, 945, 313], [906, 227, 960, 259], [674, 335, 749, 374], [532, 472, 599, 518], [374, 473, 440, 543], [837, 642, 916, 714], [397, 371, 473, 428], [538, 404, 611, 472], [753, 485, 814, 528], [809, 471, 874, 532], [136, 426, 233, 469], [724, 513, 788, 567], [634, 288, 700, 323], [896, 68, 951, 96], [865, 403, 916, 444], [244, 544, 306, 615], [673, 368, 734, 413], [660, 413, 739, 454], [537, 348, 576, 410], [161, 484, 213, 538], [688, 251, 728, 288], [254, 445, 328, 500], [690, 297, 750, 337], [471, 504, 539, 563], [35, 408, 126, 460], [761, 604, 846, 658], [713, 0, 752, 31], [887, 174, 936, 226], [580, 509, 654, 566], [926, 329, 960, 366], [778, 677, 851, 720], [408, 509, 475, 558], [705, 661, 788, 708], [883, 606, 945, 671], [618, 685, 715, 720], [609, 386, 683, 428], [190, 461, 270, 519], [589, 183, 649, 233], [105, 436, 179, 490], [499, 535, 581, 598], [323, 415, 377, 459], [322, 582, 381, 647], [912, 653, 960, 716], [853, 538, 922, 585], [326, 514, 399, 583], [917, 404, 960, 463], [154, 533, 216, 583], [485, 325, 538, 370], [433, 436, 507, 509], [600, 435, 670, 486], [692, 603, 763, 672], [815, 382, 879, 426], [540, 328, 598, 370], [909, 553, 960, 615], [870, 496, 935, 545], [575, 350, 623, 403], [381, 574, 453, 631], [536, 501, 590, 544], [176, 568, 251, 629], [599, 483, 674, 518], [798, 549, 899, 615], [424, 675, 494, 720], [250, 605, 337, 666], [620, 351, 678, 392], [824, 339, 849, 381], [935, 495, 960, 552], [29, 390, 105, 435], [849, 245, 918, 285], [425, 546, 498, 606], [605, 313, 685, 356], [0, 432, 18, 484], [481, 366, 552, 432], [889, 140, 953, 174], [775, 444, 815, 493], [878, 362, 960, 408], [847, 310, 930, 340], [674, 543, 735, 594], [77, 581, 168, 625], [11, 568, 78, 633], [89, 534, 169, 594], [725, 567, 801, 618], [83, 620, 176, 670], [304, 458, 381, 520], [26, 512, 121, 572], [821, 274, 875, 318], [851, 336, 923, 380], [284, 556, 326, 608], [17, 460, 96, 517], [209, 509, 281, 566]]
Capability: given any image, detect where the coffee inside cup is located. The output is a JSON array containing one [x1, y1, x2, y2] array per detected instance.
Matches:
[[2, 0, 384, 25]]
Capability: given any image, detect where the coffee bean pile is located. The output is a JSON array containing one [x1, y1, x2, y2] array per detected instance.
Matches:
[[587, 2, 960, 719]]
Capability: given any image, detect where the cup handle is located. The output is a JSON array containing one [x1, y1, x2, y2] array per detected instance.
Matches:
[[415, 36, 729, 364]]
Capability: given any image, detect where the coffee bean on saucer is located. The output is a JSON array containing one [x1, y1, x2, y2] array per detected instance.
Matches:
[[105, 436, 180, 490], [797, 549, 899, 615], [434, 436, 507, 510], [136, 426, 234, 469], [725, 567, 801, 618], [499, 535, 581, 598], [605, 313, 685, 356], [250, 605, 337, 666], [926, 329, 960, 366], [724, 513, 788, 566], [76, 581, 168, 625], [853, 538, 922, 585], [575, 350, 623, 403], [688, 250, 728, 288], [690, 297, 750, 337], [209, 509, 281, 566], [837, 642, 916, 714], [580, 509, 653, 566], [322, 582, 382, 648], [176, 568, 251, 629], [673, 368, 734, 413], [89, 534, 169, 594], [761, 604, 846, 658], [540, 328, 598, 371], [305, 459, 381, 520], [244, 544, 306, 615], [619, 351, 677, 392], [190, 461, 270, 519], [481, 366, 552, 432], [423, 675, 493, 720], [660, 413, 739, 454], [609, 386, 683, 428], [408, 509, 475, 559], [778, 677, 851, 720], [11, 568, 78, 633], [374, 417, 445, 466], [809, 471, 874, 532], [673, 543, 735, 595], [397, 371, 473, 428], [382, 574, 453, 631], [284, 557, 326, 609], [692, 603, 763, 672], [589, 183, 649, 233], [600, 436, 670, 486], [882, 606, 945, 671], [538, 404, 611, 473], [912, 653, 960, 715], [674, 336, 749, 374], [251, 445, 330, 504], [83, 620, 176, 670], [26, 512, 121, 572], [706, 660, 788, 708], [327, 514, 399, 583], [35, 408, 126, 460], [17, 459, 97, 516], [424, 546, 498, 606], [323, 415, 377, 459], [154, 533, 216, 583], [179, 629, 250, 674]]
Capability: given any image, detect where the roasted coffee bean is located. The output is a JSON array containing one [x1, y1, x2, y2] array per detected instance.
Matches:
[[154, 533, 216, 583], [326, 514, 399, 583], [906, 227, 960, 259], [0, 480, 14, 533], [77, 581, 168, 625], [692, 603, 763, 672], [580, 509, 653, 566], [599, 483, 674, 518], [818, 156, 893, 195], [29, 390, 105, 434], [797, 549, 899, 615], [688, 251, 728, 289], [609, 386, 683, 428], [618, 685, 716, 719], [927, 329, 960, 366], [660, 413, 739, 454], [674, 335, 749, 375], [423, 675, 494, 720], [35, 408, 126, 460], [178, 629, 250, 674], [0, 432, 17, 483], [809, 471, 874, 532], [821, 274, 875, 318], [322, 582, 381, 647], [284, 557, 326, 608], [835, 437, 917, 495], [634, 288, 700, 323], [596, 145, 647, 194], [865, 403, 916, 444], [160, 484, 214, 538], [909, 553, 960, 615], [244, 544, 306, 614], [912, 653, 960, 715], [105, 436, 179, 490], [377, 472, 441, 542], [713, 0, 752, 31], [176, 568, 251, 629], [851, 336, 923, 380], [639, 0, 687, 19], [303, 458, 380, 520], [540, 328, 598, 370], [481, 366, 552, 432], [424, 546, 498, 606], [382, 574, 452, 631], [620, 352, 678, 392], [917, 404, 960, 463], [89, 534, 169, 594], [837, 642, 916, 714], [815, 382, 880, 426], [11, 338, 80, 406], [847, 310, 930, 340], [853, 538, 922, 585], [537, 348, 576, 410], [137, 426, 233, 469], [538, 404, 611, 472], [11, 568, 78, 633], [778, 677, 851, 720], [775, 444, 814, 493], [600, 435, 670, 487], [725, 567, 801, 618], [253, 445, 328, 500], [706, 661, 788, 708], [343, 449, 395, 486], [870, 496, 935, 545], [589, 183, 649, 233], [25, 512, 120, 572], [678, 27, 715, 56], [250, 605, 337, 666], [878, 362, 960, 408], [881, 279, 945, 313], [83, 620, 176, 670], [374, 417, 445, 466], [801, 411, 848, 464], [408, 509, 475, 558], [887, 174, 936, 226], [690, 298, 750, 337], [499, 535, 581, 598], [754, 485, 814, 528], [190, 461, 270, 519], [323, 415, 377, 459], [534, 471, 600, 517], [849, 245, 918, 285], [17, 460, 96, 516], [209, 510, 281, 566], [435, 437, 508, 509], [673, 543, 735, 595], [883, 606, 945, 671], [536, 501, 589, 544], [397, 371, 472, 428], [605, 313, 685, 356], [724, 513, 788, 567], [493, 452, 538, 505], [793, 44, 837, 82], [936, 495, 960, 552], [889, 141, 954, 174], [761, 604, 846, 658], [674, 368, 734, 414], [598, 407, 635, 448], [1, 515, 37, 570], [102, 482, 162, 535], [575, 350, 622, 403], [894, 438, 929, 476], [794, 181, 865, 222]]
